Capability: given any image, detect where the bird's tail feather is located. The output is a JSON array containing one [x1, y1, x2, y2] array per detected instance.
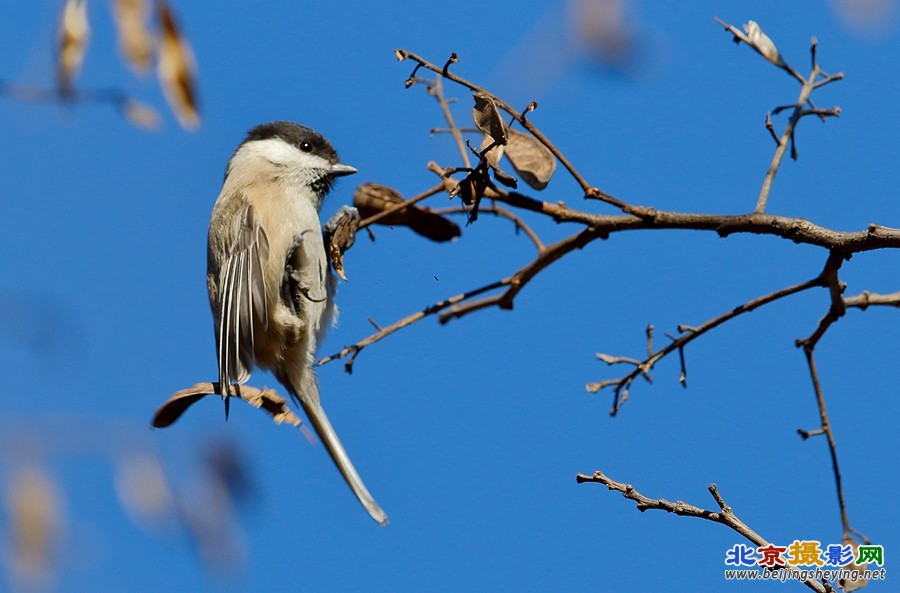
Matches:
[[298, 395, 388, 526]]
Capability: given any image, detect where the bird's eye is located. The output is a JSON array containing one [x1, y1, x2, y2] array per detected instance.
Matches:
[[300, 142, 313, 152]]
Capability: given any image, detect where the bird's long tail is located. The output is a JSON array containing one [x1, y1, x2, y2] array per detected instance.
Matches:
[[298, 395, 389, 526]]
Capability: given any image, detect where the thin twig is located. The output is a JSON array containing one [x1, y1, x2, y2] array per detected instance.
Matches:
[[0, 80, 128, 105], [800, 349, 853, 537], [317, 280, 507, 372], [792, 254, 871, 546], [813, 73, 845, 90], [795, 252, 846, 350], [439, 228, 599, 322], [432, 204, 544, 251], [756, 66, 819, 213]]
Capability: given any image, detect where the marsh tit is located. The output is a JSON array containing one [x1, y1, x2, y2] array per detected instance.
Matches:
[[207, 121, 387, 525]]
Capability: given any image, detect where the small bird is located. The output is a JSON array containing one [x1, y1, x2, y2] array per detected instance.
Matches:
[[207, 121, 387, 525]]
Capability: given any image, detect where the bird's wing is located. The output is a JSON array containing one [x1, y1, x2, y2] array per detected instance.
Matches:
[[216, 204, 269, 391]]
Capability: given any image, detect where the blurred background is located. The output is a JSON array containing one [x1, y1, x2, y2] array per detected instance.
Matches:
[[0, 1, 897, 591]]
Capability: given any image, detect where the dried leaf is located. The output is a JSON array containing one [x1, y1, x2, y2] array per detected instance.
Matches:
[[472, 92, 508, 145], [480, 133, 505, 168], [121, 98, 162, 131], [113, 0, 153, 73], [324, 209, 359, 280], [7, 464, 62, 585], [456, 166, 490, 223], [504, 128, 557, 190], [354, 183, 461, 242], [115, 453, 173, 529], [742, 20, 785, 66], [156, 2, 199, 130], [491, 167, 518, 188], [56, 0, 90, 93], [152, 387, 208, 427]]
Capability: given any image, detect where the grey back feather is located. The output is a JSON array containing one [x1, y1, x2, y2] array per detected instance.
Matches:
[[216, 205, 269, 392]]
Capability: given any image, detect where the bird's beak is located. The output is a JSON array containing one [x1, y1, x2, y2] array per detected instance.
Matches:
[[329, 163, 357, 177]]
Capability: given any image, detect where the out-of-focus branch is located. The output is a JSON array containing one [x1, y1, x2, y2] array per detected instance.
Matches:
[[0, 81, 162, 130], [1, 2, 198, 131], [431, 72, 471, 169], [576, 470, 831, 593]]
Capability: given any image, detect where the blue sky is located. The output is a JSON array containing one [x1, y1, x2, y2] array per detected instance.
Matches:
[[0, 1, 897, 592]]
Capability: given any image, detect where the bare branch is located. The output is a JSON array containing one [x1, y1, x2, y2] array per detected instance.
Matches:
[[790, 253, 873, 546], [590, 273, 826, 415], [429, 161, 900, 252], [576, 470, 831, 593], [331, 165, 900, 374]]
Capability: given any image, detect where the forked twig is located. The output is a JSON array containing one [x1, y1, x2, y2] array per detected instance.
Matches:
[[589, 273, 825, 415]]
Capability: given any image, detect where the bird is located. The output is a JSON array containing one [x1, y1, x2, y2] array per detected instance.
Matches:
[[206, 120, 388, 526]]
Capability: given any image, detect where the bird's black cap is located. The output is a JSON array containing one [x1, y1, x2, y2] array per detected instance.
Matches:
[[243, 120, 340, 165]]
